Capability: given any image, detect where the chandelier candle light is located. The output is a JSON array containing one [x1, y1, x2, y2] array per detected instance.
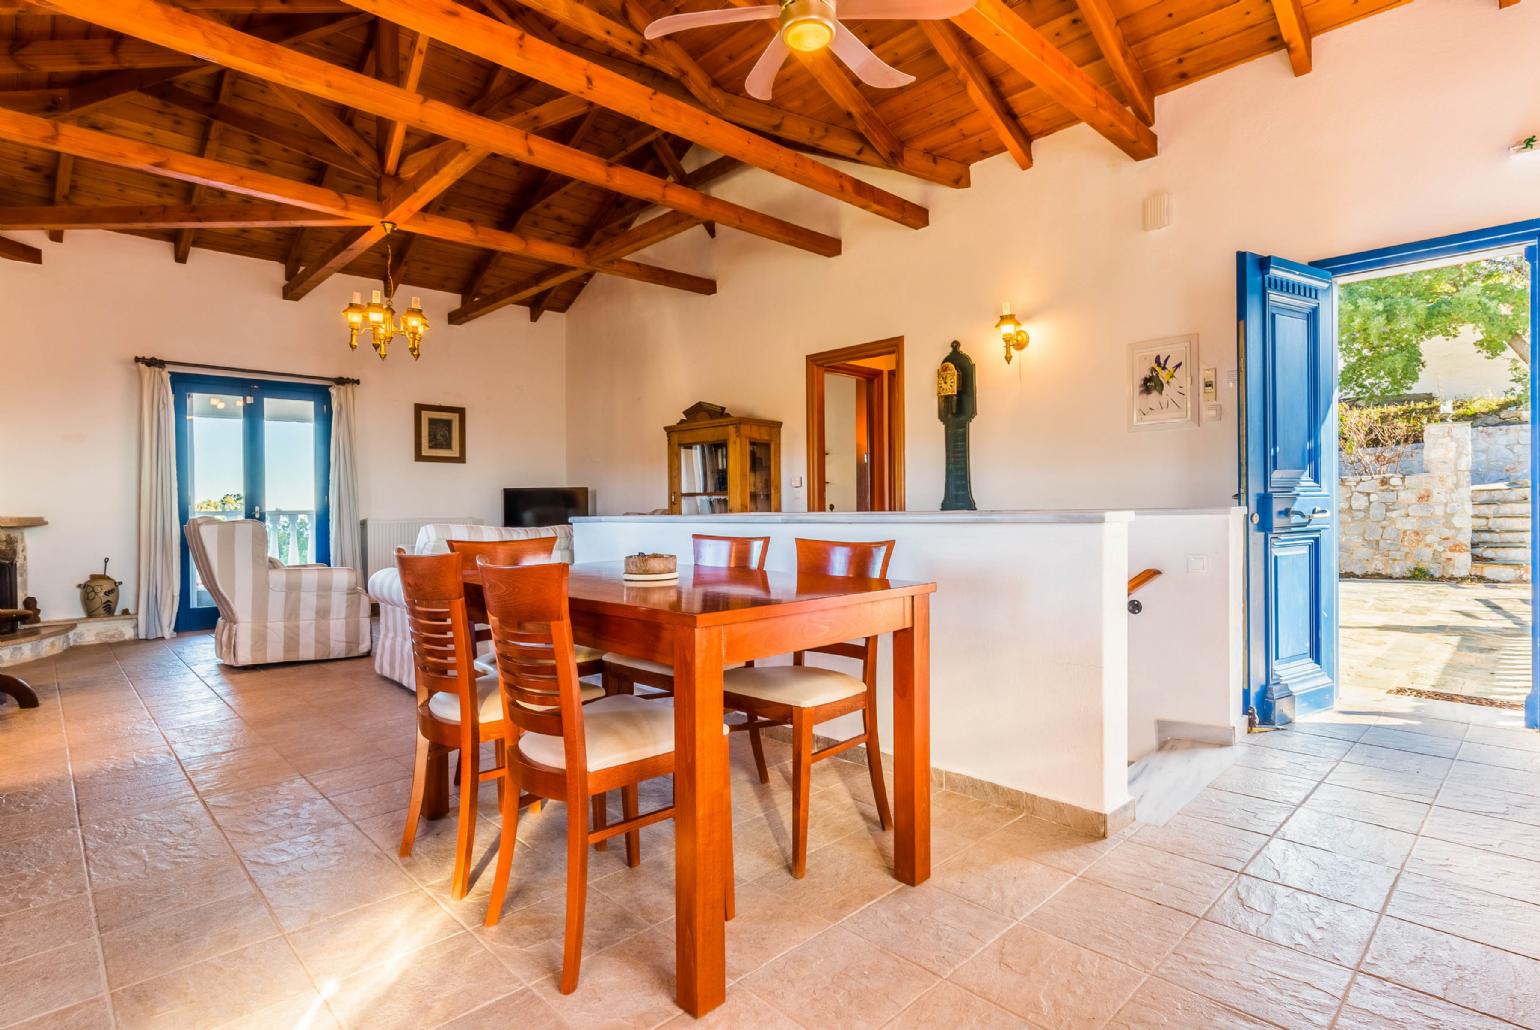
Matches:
[[342, 222, 429, 360]]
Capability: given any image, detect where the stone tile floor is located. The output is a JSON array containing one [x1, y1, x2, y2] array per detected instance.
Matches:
[[1341, 578, 1532, 706], [3, 633, 1540, 1028]]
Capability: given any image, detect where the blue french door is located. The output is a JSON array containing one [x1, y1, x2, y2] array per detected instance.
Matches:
[[1239, 254, 1339, 726], [172, 374, 332, 632]]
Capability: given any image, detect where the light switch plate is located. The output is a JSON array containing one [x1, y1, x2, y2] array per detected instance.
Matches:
[[1187, 555, 1209, 575]]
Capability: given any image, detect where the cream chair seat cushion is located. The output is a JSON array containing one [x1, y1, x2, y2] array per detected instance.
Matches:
[[518, 694, 728, 772], [722, 665, 865, 709], [601, 653, 746, 677], [428, 673, 602, 724]]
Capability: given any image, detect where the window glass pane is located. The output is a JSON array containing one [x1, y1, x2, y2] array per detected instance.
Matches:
[[187, 392, 245, 608], [262, 397, 317, 565]]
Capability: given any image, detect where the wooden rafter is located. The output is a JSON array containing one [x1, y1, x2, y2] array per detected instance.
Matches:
[[1074, 0, 1154, 125], [45, 0, 846, 257], [0, 38, 191, 74], [269, 84, 383, 175], [953, 0, 1157, 161], [47, 152, 72, 242], [0, 104, 713, 296], [650, 135, 712, 237], [0, 234, 42, 263], [1267, 0, 1314, 75], [330, 0, 930, 227], [796, 50, 903, 166], [920, 21, 1031, 171], [379, 27, 429, 174], [0, 203, 358, 229], [174, 69, 236, 263], [145, 82, 377, 175]]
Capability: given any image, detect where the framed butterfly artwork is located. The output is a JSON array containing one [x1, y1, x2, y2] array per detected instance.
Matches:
[[1129, 335, 1198, 431]]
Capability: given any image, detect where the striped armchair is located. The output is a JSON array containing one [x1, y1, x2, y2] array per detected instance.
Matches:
[[185, 516, 372, 667]]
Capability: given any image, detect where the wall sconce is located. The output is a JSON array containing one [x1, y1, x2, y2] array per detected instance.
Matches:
[[995, 302, 1030, 364]]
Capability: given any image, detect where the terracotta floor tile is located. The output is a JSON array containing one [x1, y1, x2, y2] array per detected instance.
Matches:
[[1406, 833, 1540, 904], [1209, 765, 1319, 806], [438, 987, 566, 1030], [1435, 777, 1540, 827], [1299, 781, 1431, 833], [0, 940, 106, 1027], [979, 816, 1123, 874], [1444, 760, 1540, 799], [89, 852, 254, 935], [1246, 838, 1398, 911], [1323, 761, 1444, 805], [1362, 916, 1540, 1027], [928, 793, 1025, 841], [204, 776, 348, 852], [287, 889, 464, 983], [1205, 875, 1378, 967], [1233, 743, 1338, 781], [1358, 725, 1465, 759], [742, 924, 937, 1028], [1082, 840, 1235, 917], [1387, 871, 1540, 960], [178, 745, 295, 796], [841, 882, 1011, 976], [240, 823, 417, 932], [0, 827, 88, 917], [527, 927, 682, 1030], [1132, 813, 1269, 872], [1343, 742, 1454, 780], [930, 837, 1074, 919], [481, 881, 653, 984], [109, 936, 315, 1030], [326, 932, 522, 1030], [1278, 807, 1417, 867], [98, 888, 281, 990], [950, 923, 1144, 1029], [10, 997, 114, 1030], [746, 834, 901, 922], [1155, 921, 1351, 1030], [1024, 877, 1195, 972], [0, 894, 96, 966], [1422, 804, 1540, 861], [1245, 727, 1356, 761], [654, 878, 829, 982], [1107, 976, 1276, 1030], [1337, 974, 1510, 1030], [1175, 787, 1297, 835], [887, 981, 1028, 1030], [0, 777, 77, 845]]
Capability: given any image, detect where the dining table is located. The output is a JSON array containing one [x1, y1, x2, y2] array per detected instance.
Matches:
[[467, 559, 935, 1018]]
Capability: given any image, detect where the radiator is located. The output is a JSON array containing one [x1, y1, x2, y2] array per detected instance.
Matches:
[[360, 516, 481, 578]]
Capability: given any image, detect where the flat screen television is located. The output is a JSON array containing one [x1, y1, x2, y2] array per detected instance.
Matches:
[[504, 487, 592, 527]]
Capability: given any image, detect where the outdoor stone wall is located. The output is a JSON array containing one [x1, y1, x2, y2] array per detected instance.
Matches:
[[1471, 423, 1530, 485], [1339, 423, 1473, 578]]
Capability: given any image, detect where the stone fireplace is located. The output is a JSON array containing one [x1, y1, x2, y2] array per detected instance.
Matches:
[[0, 517, 43, 633], [0, 517, 136, 669]]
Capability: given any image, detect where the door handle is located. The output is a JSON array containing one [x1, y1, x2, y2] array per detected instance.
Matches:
[[1285, 505, 1328, 522]]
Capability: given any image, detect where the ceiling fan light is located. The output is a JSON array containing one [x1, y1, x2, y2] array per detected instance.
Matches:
[[780, 0, 835, 51]]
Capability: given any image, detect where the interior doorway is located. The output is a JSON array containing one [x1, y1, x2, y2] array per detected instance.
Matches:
[[806, 338, 905, 512]]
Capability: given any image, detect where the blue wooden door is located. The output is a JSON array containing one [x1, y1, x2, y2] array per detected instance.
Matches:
[[1239, 254, 1338, 725], [172, 374, 332, 632]]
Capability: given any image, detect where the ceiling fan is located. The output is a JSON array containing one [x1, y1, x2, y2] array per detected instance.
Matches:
[[644, 0, 975, 101]]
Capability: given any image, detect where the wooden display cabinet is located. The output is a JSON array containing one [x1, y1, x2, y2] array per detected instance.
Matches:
[[665, 404, 782, 515]]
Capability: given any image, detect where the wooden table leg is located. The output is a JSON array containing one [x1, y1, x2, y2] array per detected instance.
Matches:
[[672, 626, 728, 1017], [423, 747, 450, 820], [892, 593, 931, 886], [0, 672, 39, 709]]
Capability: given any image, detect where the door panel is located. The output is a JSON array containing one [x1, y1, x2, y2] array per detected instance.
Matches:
[[1240, 254, 1338, 725]]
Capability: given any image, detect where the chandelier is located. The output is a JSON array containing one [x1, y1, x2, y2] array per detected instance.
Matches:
[[342, 221, 429, 360]]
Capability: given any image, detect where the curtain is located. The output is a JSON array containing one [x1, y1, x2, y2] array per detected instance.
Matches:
[[328, 382, 362, 572], [136, 363, 179, 639]]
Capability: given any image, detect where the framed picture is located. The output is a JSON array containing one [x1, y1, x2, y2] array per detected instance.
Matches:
[[1129, 335, 1198, 431], [414, 403, 466, 463]]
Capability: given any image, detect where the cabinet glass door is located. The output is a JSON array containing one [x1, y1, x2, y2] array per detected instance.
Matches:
[[678, 440, 730, 514], [748, 440, 773, 512]]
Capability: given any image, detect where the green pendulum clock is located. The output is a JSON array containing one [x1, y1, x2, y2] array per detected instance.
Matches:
[[936, 340, 977, 511]]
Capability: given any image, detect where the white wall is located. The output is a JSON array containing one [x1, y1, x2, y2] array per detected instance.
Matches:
[[1, 232, 567, 618], [1411, 328, 1521, 400], [565, 0, 1540, 516]]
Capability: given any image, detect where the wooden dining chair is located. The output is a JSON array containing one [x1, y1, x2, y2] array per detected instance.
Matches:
[[721, 538, 896, 878], [396, 549, 515, 900], [479, 559, 732, 994], [601, 533, 770, 700], [445, 537, 606, 677]]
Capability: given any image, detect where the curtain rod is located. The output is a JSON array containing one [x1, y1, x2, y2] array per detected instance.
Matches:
[[134, 356, 359, 386]]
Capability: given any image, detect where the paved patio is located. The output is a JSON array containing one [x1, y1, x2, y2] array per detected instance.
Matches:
[[1340, 579, 1532, 707]]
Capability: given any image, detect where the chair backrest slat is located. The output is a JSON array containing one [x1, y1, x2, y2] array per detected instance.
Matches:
[[478, 560, 587, 768], [395, 549, 479, 717], [447, 536, 557, 574], [691, 533, 771, 570], [795, 538, 895, 579]]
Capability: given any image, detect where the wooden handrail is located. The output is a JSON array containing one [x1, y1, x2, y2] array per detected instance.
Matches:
[[1127, 568, 1162, 596]]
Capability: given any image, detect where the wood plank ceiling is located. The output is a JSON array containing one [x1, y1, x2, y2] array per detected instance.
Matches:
[[0, 0, 1464, 322]]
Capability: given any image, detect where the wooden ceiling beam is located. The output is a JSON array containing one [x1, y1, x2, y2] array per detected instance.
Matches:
[[0, 234, 43, 263], [145, 82, 376, 175], [796, 50, 903, 166], [0, 103, 708, 295], [1075, 0, 1154, 125], [269, 83, 383, 175], [379, 28, 429, 174], [47, 152, 72, 242], [175, 69, 236, 263], [42, 0, 845, 256], [1267, 0, 1313, 75], [953, 0, 1156, 161], [504, 0, 650, 62], [0, 203, 358, 229], [333, 0, 928, 227], [921, 21, 1031, 171], [0, 38, 193, 75], [395, 94, 589, 179]]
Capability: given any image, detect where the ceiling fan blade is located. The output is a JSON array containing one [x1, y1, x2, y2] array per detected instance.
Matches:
[[744, 33, 790, 100], [828, 22, 915, 89], [643, 5, 778, 39], [836, 0, 978, 19]]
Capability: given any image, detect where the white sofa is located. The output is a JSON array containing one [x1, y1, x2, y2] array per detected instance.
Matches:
[[367, 522, 574, 689]]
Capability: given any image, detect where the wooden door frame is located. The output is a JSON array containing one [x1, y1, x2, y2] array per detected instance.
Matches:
[[806, 337, 905, 512]]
